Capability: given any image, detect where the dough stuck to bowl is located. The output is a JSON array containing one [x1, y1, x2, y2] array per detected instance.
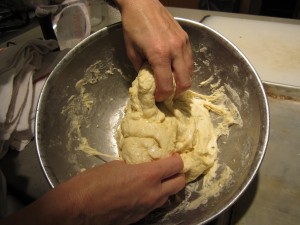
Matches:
[[117, 63, 242, 183]]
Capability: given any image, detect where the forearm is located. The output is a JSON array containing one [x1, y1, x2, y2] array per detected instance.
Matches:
[[0, 183, 82, 225], [106, 0, 157, 11], [0, 157, 184, 225]]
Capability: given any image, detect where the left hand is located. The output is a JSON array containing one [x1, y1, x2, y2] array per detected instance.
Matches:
[[116, 0, 194, 102]]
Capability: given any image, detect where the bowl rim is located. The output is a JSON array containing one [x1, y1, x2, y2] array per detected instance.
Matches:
[[35, 17, 270, 225]]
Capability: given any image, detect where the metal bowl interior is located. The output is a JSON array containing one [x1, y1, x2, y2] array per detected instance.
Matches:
[[35, 18, 269, 224]]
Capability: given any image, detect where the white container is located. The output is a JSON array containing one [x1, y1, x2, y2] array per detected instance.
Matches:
[[36, 0, 91, 50], [87, 0, 104, 28]]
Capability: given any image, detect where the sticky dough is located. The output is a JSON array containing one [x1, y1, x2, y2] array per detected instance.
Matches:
[[117, 64, 242, 183]]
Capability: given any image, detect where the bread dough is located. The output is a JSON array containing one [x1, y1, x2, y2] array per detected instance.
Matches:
[[117, 64, 242, 183]]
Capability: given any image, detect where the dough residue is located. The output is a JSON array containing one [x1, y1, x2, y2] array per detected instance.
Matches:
[[117, 64, 242, 183], [61, 60, 121, 163], [61, 60, 244, 211]]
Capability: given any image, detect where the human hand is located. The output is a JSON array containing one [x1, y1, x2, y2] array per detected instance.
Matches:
[[61, 154, 185, 225], [116, 0, 194, 102], [1, 154, 185, 225]]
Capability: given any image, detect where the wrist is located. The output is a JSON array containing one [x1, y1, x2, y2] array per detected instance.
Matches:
[[114, 0, 159, 10]]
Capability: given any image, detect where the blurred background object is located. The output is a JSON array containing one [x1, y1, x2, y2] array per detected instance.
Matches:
[[1, 0, 299, 43], [87, 0, 104, 28], [35, 0, 91, 50], [159, 0, 300, 19]]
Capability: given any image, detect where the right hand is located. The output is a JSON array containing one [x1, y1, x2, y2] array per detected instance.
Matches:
[[60, 154, 185, 225]]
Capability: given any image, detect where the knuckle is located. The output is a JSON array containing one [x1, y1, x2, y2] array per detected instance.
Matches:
[[187, 57, 194, 70], [184, 59, 194, 79], [156, 196, 169, 208], [156, 87, 174, 102], [178, 174, 186, 189], [150, 42, 169, 59], [177, 78, 192, 91], [170, 36, 185, 50], [189, 62, 194, 74], [171, 38, 182, 49], [141, 190, 161, 209], [139, 166, 159, 182], [160, 85, 174, 96], [126, 48, 134, 59], [183, 31, 190, 43], [174, 31, 189, 47]]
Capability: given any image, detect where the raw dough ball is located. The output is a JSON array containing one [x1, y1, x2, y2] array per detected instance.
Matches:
[[117, 64, 219, 183]]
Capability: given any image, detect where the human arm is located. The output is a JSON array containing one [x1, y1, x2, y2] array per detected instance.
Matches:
[[0, 154, 185, 225], [113, 0, 194, 101]]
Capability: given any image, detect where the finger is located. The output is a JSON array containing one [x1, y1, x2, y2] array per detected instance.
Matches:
[[161, 173, 186, 197], [154, 196, 169, 209], [172, 46, 194, 98], [172, 56, 192, 97], [186, 41, 194, 68], [153, 154, 184, 180], [124, 37, 144, 71], [151, 61, 174, 102]]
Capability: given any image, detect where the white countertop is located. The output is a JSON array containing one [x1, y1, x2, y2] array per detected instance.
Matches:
[[168, 7, 300, 88]]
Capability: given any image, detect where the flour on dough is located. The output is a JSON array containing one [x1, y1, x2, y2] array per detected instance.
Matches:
[[117, 64, 242, 183]]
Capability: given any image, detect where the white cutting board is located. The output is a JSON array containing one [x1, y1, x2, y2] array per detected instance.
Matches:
[[202, 16, 300, 87]]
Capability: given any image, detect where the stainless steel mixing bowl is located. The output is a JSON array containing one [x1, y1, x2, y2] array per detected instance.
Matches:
[[35, 18, 269, 224]]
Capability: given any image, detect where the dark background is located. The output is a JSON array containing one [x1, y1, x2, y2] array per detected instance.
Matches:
[[160, 0, 300, 19], [1, 0, 300, 37]]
